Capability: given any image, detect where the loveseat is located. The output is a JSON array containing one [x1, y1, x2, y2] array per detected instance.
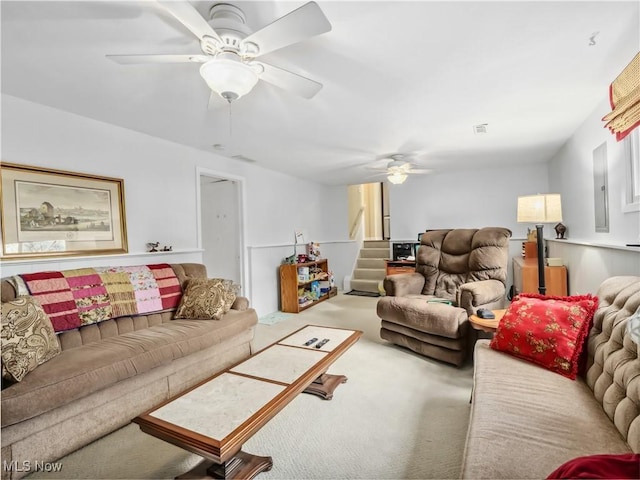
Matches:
[[461, 275, 640, 478], [0, 263, 258, 480]]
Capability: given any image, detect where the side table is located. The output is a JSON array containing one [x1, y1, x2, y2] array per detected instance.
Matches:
[[385, 260, 416, 275], [469, 309, 506, 334]]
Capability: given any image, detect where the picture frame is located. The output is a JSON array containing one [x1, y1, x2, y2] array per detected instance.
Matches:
[[1, 163, 128, 259]]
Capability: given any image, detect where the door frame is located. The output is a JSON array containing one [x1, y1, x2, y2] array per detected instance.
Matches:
[[195, 166, 249, 299]]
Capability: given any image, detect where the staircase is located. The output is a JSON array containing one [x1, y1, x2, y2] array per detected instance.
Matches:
[[350, 240, 390, 294]]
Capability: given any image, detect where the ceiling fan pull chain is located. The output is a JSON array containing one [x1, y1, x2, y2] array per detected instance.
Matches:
[[228, 101, 233, 142]]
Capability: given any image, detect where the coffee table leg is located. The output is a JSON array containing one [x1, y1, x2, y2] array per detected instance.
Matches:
[[176, 451, 272, 480], [303, 373, 348, 400]]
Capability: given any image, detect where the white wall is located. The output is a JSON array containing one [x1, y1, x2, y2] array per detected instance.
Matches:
[[388, 163, 550, 240], [4, 90, 636, 313], [548, 98, 640, 245], [547, 240, 639, 295], [1, 95, 353, 316], [546, 96, 640, 294]]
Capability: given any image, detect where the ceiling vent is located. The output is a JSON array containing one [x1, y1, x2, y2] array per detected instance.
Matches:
[[473, 124, 488, 135], [231, 154, 256, 163]]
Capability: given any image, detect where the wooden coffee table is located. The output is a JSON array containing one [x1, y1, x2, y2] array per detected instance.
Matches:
[[133, 325, 362, 479]]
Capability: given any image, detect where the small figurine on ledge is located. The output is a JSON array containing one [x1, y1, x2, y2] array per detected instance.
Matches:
[[146, 242, 159, 252], [554, 222, 567, 239], [160, 245, 173, 252]]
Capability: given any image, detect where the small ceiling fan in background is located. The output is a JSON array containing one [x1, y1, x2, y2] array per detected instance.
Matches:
[[106, 1, 331, 103], [366, 154, 433, 184]]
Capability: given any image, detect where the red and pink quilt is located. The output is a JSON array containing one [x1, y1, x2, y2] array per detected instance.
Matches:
[[18, 263, 182, 332]]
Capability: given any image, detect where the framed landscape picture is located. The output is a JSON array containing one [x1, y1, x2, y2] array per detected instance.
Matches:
[[1, 163, 128, 259]]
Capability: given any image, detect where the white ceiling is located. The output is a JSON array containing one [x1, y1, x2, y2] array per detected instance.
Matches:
[[2, 1, 639, 185]]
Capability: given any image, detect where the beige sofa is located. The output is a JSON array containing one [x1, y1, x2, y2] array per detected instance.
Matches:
[[0, 263, 258, 480], [461, 276, 640, 478]]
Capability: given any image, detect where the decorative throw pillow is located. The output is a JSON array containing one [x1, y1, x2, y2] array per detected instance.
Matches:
[[547, 453, 640, 479], [173, 278, 238, 320], [490, 293, 598, 379], [1, 296, 62, 382]]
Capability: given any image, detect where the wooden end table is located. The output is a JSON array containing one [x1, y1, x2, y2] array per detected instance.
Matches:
[[468, 309, 506, 333], [385, 260, 416, 275]]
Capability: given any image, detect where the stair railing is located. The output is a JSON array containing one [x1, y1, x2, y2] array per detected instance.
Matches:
[[349, 207, 365, 240]]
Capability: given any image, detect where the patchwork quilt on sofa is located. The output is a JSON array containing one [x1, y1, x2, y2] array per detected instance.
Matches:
[[12, 263, 181, 332]]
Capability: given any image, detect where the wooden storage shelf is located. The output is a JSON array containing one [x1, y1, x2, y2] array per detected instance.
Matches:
[[512, 256, 568, 296], [279, 259, 336, 313]]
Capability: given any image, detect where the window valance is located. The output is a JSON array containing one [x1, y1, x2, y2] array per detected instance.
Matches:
[[602, 52, 640, 141]]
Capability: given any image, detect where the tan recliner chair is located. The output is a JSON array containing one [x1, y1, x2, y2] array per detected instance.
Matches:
[[377, 227, 512, 366]]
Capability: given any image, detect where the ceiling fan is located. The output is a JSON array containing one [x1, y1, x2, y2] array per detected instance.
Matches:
[[366, 154, 433, 184], [106, 1, 331, 103]]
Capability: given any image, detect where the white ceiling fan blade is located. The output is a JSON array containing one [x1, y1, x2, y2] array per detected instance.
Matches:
[[157, 0, 222, 44], [242, 2, 331, 57], [257, 62, 322, 99], [106, 54, 208, 64], [407, 168, 434, 174], [365, 165, 390, 171]]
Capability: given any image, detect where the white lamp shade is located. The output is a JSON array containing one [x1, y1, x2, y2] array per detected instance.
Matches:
[[200, 59, 259, 101], [388, 173, 408, 184], [517, 194, 563, 223]]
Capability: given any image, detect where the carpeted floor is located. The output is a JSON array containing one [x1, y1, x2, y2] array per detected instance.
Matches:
[[258, 311, 295, 325], [27, 293, 473, 480]]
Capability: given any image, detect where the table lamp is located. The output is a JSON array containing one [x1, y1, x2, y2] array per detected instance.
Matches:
[[517, 194, 563, 294]]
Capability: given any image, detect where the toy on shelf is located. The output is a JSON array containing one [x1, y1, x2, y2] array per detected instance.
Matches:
[[282, 254, 296, 265], [306, 242, 321, 260]]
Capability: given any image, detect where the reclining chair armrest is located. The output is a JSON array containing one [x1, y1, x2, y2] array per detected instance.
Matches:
[[383, 273, 426, 297], [458, 279, 506, 315]]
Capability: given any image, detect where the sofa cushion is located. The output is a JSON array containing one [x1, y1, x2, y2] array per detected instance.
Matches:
[[0, 308, 257, 427], [490, 293, 598, 379], [461, 341, 632, 479], [174, 278, 238, 320], [1, 297, 61, 382], [376, 296, 468, 339]]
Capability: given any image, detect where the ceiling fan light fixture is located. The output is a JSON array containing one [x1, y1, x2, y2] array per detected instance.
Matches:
[[199, 56, 259, 102], [387, 172, 408, 184]]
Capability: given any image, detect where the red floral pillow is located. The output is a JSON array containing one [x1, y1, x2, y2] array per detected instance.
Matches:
[[490, 293, 598, 379], [547, 453, 640, 479]]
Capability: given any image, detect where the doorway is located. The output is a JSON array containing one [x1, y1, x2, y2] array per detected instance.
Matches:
[[347, 182, 387, 240], [196, 167, 247, 296]]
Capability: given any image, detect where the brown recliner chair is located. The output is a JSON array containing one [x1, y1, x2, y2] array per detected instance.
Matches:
[[377, 227, 512, 366]]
